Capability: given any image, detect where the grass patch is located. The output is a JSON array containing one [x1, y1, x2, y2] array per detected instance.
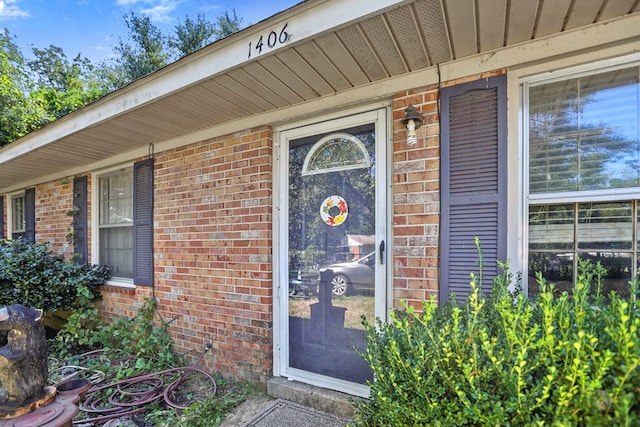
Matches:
[[288, 295, 374, 329]]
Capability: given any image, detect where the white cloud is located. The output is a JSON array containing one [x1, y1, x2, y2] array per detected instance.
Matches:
[[141, 2, 175, 23], [0, 0, 29, 20], [115, 0, 184, 23]]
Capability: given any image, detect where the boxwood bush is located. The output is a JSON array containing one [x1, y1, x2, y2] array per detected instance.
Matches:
[[353, 259, 640, 426], [0, 238, 108, 312]]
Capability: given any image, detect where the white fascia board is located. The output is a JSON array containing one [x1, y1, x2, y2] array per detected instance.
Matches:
[[0, 0, 406, 165]]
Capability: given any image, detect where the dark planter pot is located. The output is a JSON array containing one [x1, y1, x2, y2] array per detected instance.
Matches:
[[56, 378, 91, 399]]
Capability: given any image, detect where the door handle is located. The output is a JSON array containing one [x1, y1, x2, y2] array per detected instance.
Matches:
[[379, 240, 385, 264]]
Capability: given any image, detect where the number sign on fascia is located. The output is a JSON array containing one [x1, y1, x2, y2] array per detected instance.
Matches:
[[248, 23, 290, 59]]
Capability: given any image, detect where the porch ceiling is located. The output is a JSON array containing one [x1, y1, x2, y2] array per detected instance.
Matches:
[[1, 0, 639, 190]]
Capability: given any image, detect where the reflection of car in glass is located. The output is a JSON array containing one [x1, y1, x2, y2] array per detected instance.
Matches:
[[321, 252, 375, 296]]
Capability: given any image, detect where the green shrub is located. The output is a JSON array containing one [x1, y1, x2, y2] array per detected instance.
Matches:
[[353, 259, 640, 426], [98, 297, 179, 370], [0, 238, 109, 311], [50, 298, 229, 427], [154, 379, 252, 427], [53, 297, 179, 374]]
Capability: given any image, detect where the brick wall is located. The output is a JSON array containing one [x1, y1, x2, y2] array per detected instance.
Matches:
[[21, 127, 273, 384], [98, 126, 274, 383], [35, 178, 75, 257], [392, 85, 441, 310]]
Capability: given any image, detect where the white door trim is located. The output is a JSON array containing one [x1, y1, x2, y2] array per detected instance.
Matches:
[[272, 104, 390, 397]]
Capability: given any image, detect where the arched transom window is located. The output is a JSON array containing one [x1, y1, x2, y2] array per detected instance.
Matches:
[[301, 132, 371, 176]]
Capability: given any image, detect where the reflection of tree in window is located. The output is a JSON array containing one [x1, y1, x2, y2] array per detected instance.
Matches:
[[529, 67, 640, 193], [304, 135, 370, 175], [289, 126, 375, 270], [99, 170, 134, 279]]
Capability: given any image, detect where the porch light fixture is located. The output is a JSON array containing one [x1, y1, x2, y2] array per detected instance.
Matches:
[[402, 104, 424, 146]]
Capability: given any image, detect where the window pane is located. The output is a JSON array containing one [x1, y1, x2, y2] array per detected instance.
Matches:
[[529, 204, 574, 250], [578, 202, 632, 250], [578, 252, 631, 299], [99, 227, 133, 279], [528, 251, 574, 297], [528, 204, 575, 297], [99, 169, 134, 281], [636, 201, 640, 288], [100, 171, 133, 225], [302, 133, 371, 176], [529, 79, 579, 193], [12, 197, 25, 232], [529, 67, 640, 193]]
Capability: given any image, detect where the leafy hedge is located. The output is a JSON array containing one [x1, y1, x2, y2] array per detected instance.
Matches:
[[0, 239, 109, 311], [353, 259, 640, 426]]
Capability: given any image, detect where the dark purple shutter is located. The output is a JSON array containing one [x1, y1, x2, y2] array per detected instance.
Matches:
[[133, 159, 154, 286], [73, 176, 88, 264], [0, 195, 4, 240], [24, 187, 36, 243], [440, 74, 507, 303]]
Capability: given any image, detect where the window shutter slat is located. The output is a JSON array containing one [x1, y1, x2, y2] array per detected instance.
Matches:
[[134, 159, 154, 286], [73, 176, 88, 264], [441, 75, 507, 303], [24, 188, 35, 243]]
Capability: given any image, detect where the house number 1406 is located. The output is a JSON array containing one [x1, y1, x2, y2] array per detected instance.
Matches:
[[248, 24, 289, 59]]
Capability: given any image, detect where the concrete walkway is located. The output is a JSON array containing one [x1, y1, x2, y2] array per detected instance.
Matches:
[[220, 378, 357, 427], [243, 399, 350, 426]]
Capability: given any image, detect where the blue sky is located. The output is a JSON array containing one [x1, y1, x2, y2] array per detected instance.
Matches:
[[0, 0, 300, 63]]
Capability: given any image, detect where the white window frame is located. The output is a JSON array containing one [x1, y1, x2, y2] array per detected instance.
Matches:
[[7, 191, 26, 239], [521, 54, 640, 294], [11, 194, 25, 235], [92, 165, 135, 288]]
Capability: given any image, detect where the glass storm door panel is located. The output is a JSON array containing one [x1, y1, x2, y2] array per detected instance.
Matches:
[[279, 109, 388, 397]]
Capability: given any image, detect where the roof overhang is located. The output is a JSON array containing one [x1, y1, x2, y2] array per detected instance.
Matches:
[[2, 0, 640, 191]]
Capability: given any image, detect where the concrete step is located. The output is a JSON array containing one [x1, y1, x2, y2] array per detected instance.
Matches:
[[266, 377, 361, 419]]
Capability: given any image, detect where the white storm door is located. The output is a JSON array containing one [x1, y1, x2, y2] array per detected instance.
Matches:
[[275, 107, 389, 397]]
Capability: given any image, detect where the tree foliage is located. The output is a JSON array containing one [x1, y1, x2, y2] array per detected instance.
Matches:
[[0, 239, 108, 312], [169, 13, 217, 57], [114, 12, 171, 82], [214, 9, 243, 40], [168, 9, 243, 57], [0, 29, 48, 147], [115, 9, 242, 81], [0, 8, 244, 147], [28, 45, 107, 119]]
